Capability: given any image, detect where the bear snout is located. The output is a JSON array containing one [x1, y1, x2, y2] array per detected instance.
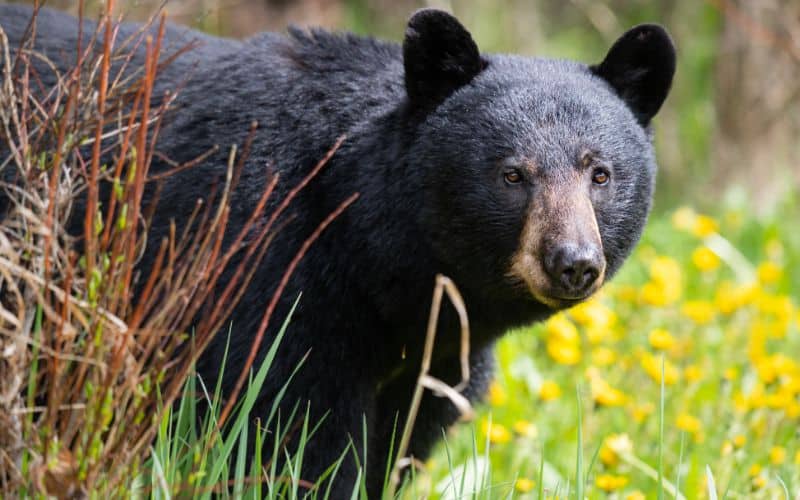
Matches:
[[543, 242, 606, 299]]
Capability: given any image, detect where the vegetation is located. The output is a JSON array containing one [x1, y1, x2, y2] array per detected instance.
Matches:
[[1, 1, 797, 498]]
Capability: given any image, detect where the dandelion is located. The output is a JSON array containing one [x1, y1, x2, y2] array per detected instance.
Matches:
[[630, 402, 655, 423], [591, 377, 627, 407], [684, 364, 703, 382], [681, 300, 716, 324], [769, 446, 786, 465], [691, 246, 720, 272], [514, 478, 535, 493], [595, 473, 629, 492], [599, 433, 633, 466], [757, 261, 783, 285], [676, 413, 701, 434], [626, 491, 646, 500], [648, 328, 676, 351], [591, 346, 617, 366], [641, 353, 680, 385], [569, 299, 616, 330], [481, 419, 511, 445], [488, 380, 508, 406], [733, 434, 746, 448], [545, 314, 582, 365], [512, 420, 538, 438], [539, 380, 561, 401], [671, 206, 696, 231], [692, 214, 718, 237]]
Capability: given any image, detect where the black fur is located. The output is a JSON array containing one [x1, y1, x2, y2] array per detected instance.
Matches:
[[0, 6, 674, 496]]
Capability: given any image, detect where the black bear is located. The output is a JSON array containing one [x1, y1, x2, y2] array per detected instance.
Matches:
[[1, 5, 675, 496]]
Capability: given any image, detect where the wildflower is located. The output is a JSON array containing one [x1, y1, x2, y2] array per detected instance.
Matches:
[[748, 464, 762, 477], [488, 380, 507, 406], [715, 281, 756, 314], [795, 450, 800, 465], [676, 413, 701, 434], [512, 420, 538, 438], [720, 440, 733, 456], [769, 446, 786, 465], [631, 402, 655, 423], [757, 261, 783, 285], [545, 314, 582, 365], [684, 364, 703, 383], [723, 367, 739, 381], [681, 300, 715, 325], [595, 473, 629, 492], [539, 380, 561, 401], [733, 434, 746, 448], [599, 433, 633, 466], [692, 246, 720, 272], [692, 214, 718, 237], [481, 420, 511, 445], [569, 299, 616, 330], [546, 341, 581, 365], [514, 478, 535, 493], [641, 353, 680, 385], [591, 346, 617, 366], [671, 206, 696, 231], [626, 491, 646, 500], [648, 328, 676, 351], [591, 377, 627, 407]]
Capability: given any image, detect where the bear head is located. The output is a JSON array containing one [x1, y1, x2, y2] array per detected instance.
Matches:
[[405, 9, 676, 313]]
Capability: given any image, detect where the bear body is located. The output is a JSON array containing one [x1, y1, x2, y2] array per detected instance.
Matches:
[[1, 5, 675, 495]]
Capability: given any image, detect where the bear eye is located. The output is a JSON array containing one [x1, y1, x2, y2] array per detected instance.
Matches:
[[504, 169, 523, 185], [592, 168, 610, 186]]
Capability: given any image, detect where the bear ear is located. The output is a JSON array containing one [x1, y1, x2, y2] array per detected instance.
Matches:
[[591, 24, 676, 127], [403, 9, 485, 113]]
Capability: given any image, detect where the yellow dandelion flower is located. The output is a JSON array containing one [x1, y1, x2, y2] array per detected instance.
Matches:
[[733, 434, 746, 448], [631, 402, 655, 423], [715, 281, 756, 314], [794, 450, 800, 465], [684, 364, 703, 383], [641, 353, 680, 385], [648, 328, 676, 351], [676, 413, 701, 434], [539, 380, 562, 401], [547, 340, 581, 365], [626, 491, 646, 500], [723, 367, 739, 381], [681, 300, 716, 325], [769, 446, 786, 465], [514, 478, 535, 493], [692, 246, 720, 272], [512, 420, 538, 438], [720, 440, 733, 456], [481, 420, 511, 445], [615, 284, 639, 303], [546, 314, 579, 343], [752, 475, 767, 489], [591, 346, 617, 366], [671, 206, 696, 232], [488, 380, 508, 407], [692, 214, 718, 237], [595, 474, 629, 492], [757, 261, 783, 285], [599, 433, 633, 467], [749, 464, 762, 477], [569, 299, 617, 330], [591, 378, 627, 407]]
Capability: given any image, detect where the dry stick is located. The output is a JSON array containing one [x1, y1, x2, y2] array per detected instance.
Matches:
[[389, 274, 474, 494], [84, 0, 115, 284], [217, 192, 359, 428]]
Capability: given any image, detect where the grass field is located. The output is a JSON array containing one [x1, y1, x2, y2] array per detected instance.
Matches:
[[418, 201, 800, 499]]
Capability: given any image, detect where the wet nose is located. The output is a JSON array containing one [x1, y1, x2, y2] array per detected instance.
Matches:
[[544, 243, 603, 297]]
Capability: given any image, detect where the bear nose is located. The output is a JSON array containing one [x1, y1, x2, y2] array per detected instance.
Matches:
[[544, 243, 603, 298]]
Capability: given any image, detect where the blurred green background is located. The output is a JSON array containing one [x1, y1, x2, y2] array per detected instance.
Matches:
[[15, 0, 800, 215]]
